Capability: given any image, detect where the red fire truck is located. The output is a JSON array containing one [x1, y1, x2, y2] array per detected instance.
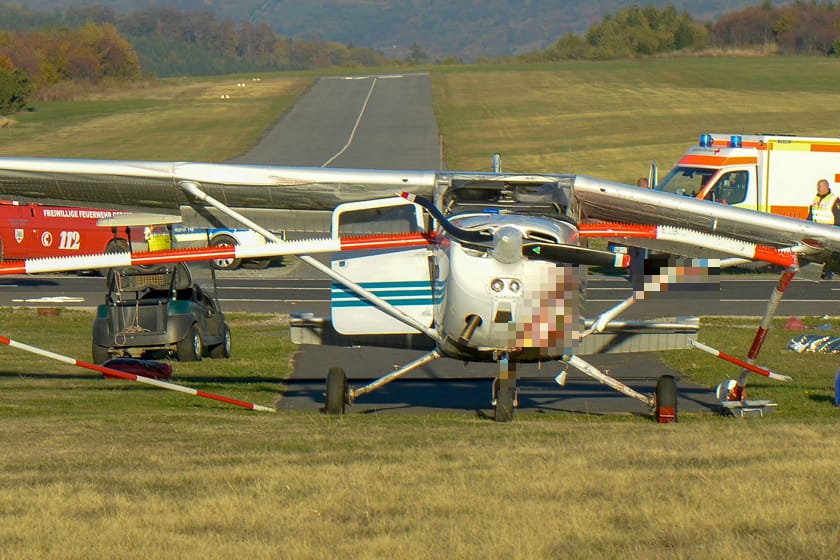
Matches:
[[0, 200, 270, 270], [0, 200, 133, 261]]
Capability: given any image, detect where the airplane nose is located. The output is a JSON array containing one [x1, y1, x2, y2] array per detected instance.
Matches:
[[493, 226, 523, 263]]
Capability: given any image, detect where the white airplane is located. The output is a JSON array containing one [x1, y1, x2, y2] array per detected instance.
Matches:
[[0, 157, 837, 421]]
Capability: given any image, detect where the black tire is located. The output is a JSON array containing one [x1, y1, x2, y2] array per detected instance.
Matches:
[[241, 258, 271, 270], [655, 375, 678, 423], [210, 234, 241, 271], [493, 379, 515, 422], [176, 323, 202, 362], [208, 324, 232, 359], [325, 367, 347, 415], [105, 238, 130, 253], [92, 343, 111, 364]]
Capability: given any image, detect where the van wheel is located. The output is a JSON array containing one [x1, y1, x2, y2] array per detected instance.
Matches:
[[210, 234, 241, 270], [242, 258, 271, 270]]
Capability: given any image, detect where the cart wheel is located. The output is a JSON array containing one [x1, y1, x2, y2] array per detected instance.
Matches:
[[209, 325, 232, 359], [177, 323, 202, 362]]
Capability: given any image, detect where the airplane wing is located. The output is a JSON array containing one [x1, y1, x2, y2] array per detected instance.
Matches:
[[573, 175, 840, 256], [0, 158, 436, 211], [0, 156, 837, 259]]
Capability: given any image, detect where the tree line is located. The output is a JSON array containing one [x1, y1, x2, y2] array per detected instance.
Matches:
[[0, 3, 392, 114], [522, 1, 840, 61], [3, 2, 840, 115]]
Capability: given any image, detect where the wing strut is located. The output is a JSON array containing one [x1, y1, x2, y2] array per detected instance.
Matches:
[[177, 181, 441, 342]]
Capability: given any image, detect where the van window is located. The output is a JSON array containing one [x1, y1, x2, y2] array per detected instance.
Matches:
[[707, 171, 748, 205]]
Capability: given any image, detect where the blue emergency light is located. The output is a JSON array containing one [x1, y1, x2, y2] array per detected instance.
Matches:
[[699, 133, 713, 147], [729, 135, 743, 148]]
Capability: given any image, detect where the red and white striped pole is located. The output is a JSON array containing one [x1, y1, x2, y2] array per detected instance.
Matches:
[[690, 340, 792, 383], [0, 334, 276, 413]]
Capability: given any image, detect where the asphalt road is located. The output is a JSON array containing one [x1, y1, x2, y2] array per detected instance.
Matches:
[[229, 73, 442, 169], [3, 268, 835, 319]]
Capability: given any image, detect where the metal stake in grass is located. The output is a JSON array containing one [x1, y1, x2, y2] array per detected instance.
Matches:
[[0, 334, 276, 413]]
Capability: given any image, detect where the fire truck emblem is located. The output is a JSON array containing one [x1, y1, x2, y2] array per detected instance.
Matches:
[[41, 231, 53, 247], [14, 229, 23, 243]]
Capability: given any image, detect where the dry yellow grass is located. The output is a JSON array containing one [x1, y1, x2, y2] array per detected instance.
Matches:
[[2, 414, 840, 558], [433, 58, 840, 184], [0, 75, 313, 161], [2, 59, 840, 557]]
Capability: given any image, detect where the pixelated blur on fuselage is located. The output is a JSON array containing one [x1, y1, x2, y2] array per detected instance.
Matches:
[[432, 214, 583, 361]]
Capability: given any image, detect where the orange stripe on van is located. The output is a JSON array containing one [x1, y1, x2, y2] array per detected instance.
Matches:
[[810, 144, 840, 153], [770, 205, 809, 220], [679, 154, 758, 166], [711, 140, 765, 149]]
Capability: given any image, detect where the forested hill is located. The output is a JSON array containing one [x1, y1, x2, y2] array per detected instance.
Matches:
[[15, 0, 775, 61]]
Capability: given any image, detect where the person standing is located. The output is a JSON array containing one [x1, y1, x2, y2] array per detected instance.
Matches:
[[808, 178, 840, 226]]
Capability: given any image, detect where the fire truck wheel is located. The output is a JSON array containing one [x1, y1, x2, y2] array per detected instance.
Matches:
[[209, 234, 242, 271], [105, 239, 130, 253]]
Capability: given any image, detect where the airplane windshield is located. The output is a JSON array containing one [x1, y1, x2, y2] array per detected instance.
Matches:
[[655, 166, 716, 198]]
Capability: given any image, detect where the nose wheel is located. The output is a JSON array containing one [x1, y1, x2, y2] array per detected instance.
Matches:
[[492, 354, 518, 422], [492, 378, 518, 422]]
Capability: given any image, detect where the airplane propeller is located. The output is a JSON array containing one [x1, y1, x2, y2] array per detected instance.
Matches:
[[522, 242, 630, 267]]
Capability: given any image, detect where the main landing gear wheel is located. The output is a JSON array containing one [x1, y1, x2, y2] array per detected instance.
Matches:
[[655, 375, 678, 423], [325, 367, 347, 415]]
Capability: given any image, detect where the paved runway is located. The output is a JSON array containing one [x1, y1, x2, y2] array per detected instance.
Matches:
[[280, 345, 721, 417], [230, 73, 442, 169]]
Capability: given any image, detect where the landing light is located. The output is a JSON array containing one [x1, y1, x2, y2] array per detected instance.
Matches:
[[491, 278, 504, 292], [509, 280, 521, 293]]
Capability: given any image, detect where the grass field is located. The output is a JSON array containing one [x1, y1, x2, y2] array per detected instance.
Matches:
[[2, 58, 840, 557], [1, 309, 839, 558]]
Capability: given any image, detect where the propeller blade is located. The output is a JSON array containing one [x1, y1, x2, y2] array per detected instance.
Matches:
[[523, 243, 630, 267]]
